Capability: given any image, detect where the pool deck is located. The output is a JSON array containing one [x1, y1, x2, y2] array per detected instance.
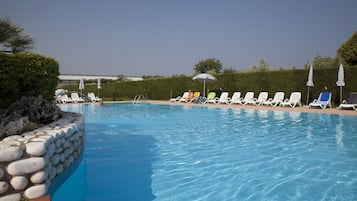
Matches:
[[147, 100, 357, 116], [59, 100, 357, 116]]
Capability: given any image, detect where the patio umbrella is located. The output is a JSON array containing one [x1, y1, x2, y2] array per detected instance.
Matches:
[[79, 76, 85, 94], [336, 64, 345, 104], [192, 73, 217, 97], [97, 78, 101, 97], [306, 65, 314, 105]]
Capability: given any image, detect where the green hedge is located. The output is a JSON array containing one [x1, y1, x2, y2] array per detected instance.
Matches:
[[62, 67, 357, 106], [0, 52, 59, 108]]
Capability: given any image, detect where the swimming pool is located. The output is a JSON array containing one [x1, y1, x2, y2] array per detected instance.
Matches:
[[54, 103, 357, 201]]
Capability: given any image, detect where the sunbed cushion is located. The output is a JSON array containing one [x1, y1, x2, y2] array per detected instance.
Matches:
[[320, 92, 330, 101], [347, 93, 357, 104]]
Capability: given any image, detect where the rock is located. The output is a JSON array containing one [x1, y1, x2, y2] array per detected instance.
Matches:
[[0, 193, 21, 201], [24, 184, 47, 199], [7, 157, 46, 176], [26, 141, 46, 156], [56, 164, 63, 175], [50, 154, 60, 166], [0, 181, 9, 194], [48, 165, 57, 181], [0, 96, 62, 140], [0, 168, 4, 179], [10, 176, 28, 190], [0, 117, 28, 139], [0, 146, 23, 162], [31, 170, 48, 184]]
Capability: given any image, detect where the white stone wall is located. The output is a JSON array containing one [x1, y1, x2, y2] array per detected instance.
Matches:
[[0, 112, 84, 200]]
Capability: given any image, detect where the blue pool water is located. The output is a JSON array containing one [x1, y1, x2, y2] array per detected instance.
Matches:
[[54, 103, 357, 201]]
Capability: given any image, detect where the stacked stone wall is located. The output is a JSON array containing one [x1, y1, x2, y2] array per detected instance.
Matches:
[[0, 112, 84, 200]]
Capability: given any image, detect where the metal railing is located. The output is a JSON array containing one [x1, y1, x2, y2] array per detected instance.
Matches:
[[133, 94, 145, 104]]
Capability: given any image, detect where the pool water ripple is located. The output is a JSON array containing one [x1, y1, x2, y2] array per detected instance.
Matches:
[[56, 103, 357, 201]]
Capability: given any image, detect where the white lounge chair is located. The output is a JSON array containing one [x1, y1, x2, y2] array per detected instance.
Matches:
[[280, 92, 301, 107], [88, 92, 102, 102], [180, 91, 200, 103], [176, 92, 190, 102], [71, 92, 85, 103], [216, 92, 230, 104], [309, 91, 332, 109], [338, 92, 357, 110], [59, 94, 73, 104], [262, 92, 284, 107], [238, 92, 254, 105], [246, 92, 268, 106], [170, 92, 188, 102], [229, 92, 241, 105]]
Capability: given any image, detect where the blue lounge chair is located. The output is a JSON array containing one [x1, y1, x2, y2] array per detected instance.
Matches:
[[309, 91, 332, 109]]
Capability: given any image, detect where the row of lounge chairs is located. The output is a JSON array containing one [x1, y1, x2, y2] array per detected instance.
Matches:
[[205, 91, 302, 107], [170, 91, 357, 110], [171, 91, 301, 107], [57, 92, 102, 104]]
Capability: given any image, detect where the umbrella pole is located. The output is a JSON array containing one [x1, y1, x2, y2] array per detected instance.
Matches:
[[203, 80, 206, 97], [306, 87, 310, 105], [340, 86, 343, 104]]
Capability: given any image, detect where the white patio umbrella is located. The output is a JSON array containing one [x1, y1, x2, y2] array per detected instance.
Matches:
[[306, 65, 314, 105], [97, 78, 101, 97], [336, 64, 345, 104], [192, 73, 217, 97], [79, 76, 85, 94]]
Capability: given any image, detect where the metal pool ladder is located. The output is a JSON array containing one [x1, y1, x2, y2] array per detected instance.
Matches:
[[133, 94, 145, 104]]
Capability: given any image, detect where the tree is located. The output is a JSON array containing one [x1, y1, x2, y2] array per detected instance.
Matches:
[[248, 58, 270, 72], [0, 17, 16, 43], [338, 31, 357, 67], [311, 55, 339, 69], [0, 17, 34, 53], [222, 67, 238, 74], [194, 58, 222, 74]]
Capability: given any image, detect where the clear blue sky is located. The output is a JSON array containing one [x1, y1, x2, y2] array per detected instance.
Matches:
[[1, 0, 357, 76]]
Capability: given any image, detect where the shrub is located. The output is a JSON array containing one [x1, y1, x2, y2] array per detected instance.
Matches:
[[0, 52, 59, 108]]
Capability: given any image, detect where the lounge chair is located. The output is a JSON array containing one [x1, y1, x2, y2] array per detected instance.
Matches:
[[237, 92, 254, 105], [280, 92, 301, 107], [59, 94, 73, 104], [262, 92, 284, 107], [170, 92, 188, 102], [178, 92, 191, 102], [246, 91, 268, 106], [203, 92, 217, 104], [309, 91, 332, 109], [210, 92, 230, 104], [181, 92, 200, 103], [338, 92, 357, 110], [88, 92, 102, 102], [188, 92, 201, 103], [229, 92, 241, 105], [71, 92, 85, 103]]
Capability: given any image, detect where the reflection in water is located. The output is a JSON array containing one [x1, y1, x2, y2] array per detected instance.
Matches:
[[272, 110, 285, 121], [52, 155, 87, 201], [289, 112, 301, 122], [306, 125, 313, 145], [335, 116, 344, 150], [257, 110, 268, 119], [55, 103, 357, 201]]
